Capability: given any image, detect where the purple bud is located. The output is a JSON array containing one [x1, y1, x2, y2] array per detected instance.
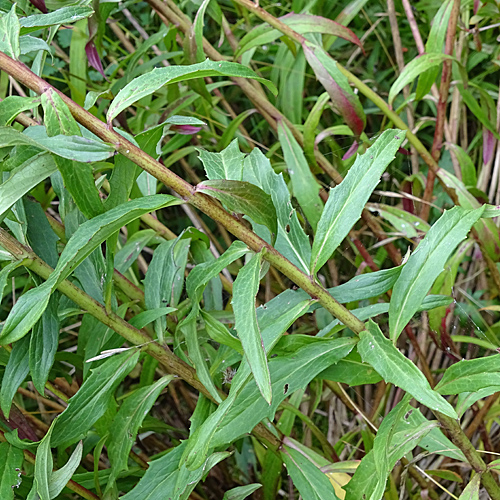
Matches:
[[85, 41, 108, 81], [170, 124, 203, 135]]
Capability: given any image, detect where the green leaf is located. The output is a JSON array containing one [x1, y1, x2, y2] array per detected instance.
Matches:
[[1, 195, 181, 344], [414, 0, 453, 100], [33, 418, 54, 500], [198, 139, 245, 181], [345, 396, 437, 500], [0, 95, 40, 126], [303, 41, 365, 137], [278, 120, 323, 231], [358, 321, 457, 418], [0, 335, 30, 418], [304, 92, 330, 167], [0, 126, 115, 162], [311, 130, 405, 273], [48, 441, 83, 498], [319, 350, 382, 386], [389, 53, 456, 106], [0, 442, 23, 499], [197, 180, 278, 242], [107, 375, 173, 478], [211, 336, 356, 449], [0, 4, 20, 59], [202, 311, 243, 354], [223, 484, 262, 500], [128, 307, 177, 330], [435, 355, 500, 395], [107, 60, 277, 125], [29, 295, 59, 394], [19, 6, 94, 33], [243, 148, 311, 273], [41, 88, 104, 218], [367, 203, 430, 238], [237, 13, 362, 57], [233, 251, 272, 404], [389, 206, 484, 341], [0, 152, 57, 219], [19, 34, 51, 55], [281, 444, 339, 499], [458, 474, 480, 500], [51, 350, 140, 447]]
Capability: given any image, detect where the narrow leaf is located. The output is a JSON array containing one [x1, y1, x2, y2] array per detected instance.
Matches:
[[0, 4, 20, 60], [48, 441, 83, 498], [0, 442, 23, 499], [389, 206, 484, 340], [358, 321, 457, 418], [233, 251, 272, 404], [51, 350, 140, 447], [311, 130, 405, 273], [107, 60, 277, 124]]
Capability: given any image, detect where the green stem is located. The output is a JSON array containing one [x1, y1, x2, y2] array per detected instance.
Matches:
[[0, 50, 365, 335]]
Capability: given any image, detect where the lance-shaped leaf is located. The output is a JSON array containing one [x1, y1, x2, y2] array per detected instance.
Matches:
[[0, 95, 40, 126], [303, 41, 365, 137], [278, 120, 323, 231], [358, 321, 457, 419], [19, 6, 94, 34], [0, 195, 182, 344], [107, 60, 277, 125], [311, 130, 405, 274], [281, 444, 338, 500], [415, 0, 453, 100], [107, 375, 174, 479], [237, 13, 363, 57], [389, 54, 456, 107], [0, 4, 20, 60], [435, 355, 500, 395], [389, 205, 485, 341], [51, 350, 140, 447], [0, 152, 57, 219], [0, 442, 23, 500], [198, 139, 245, 181], [197, 180, 278, 242], [233, 251, 272, 404]]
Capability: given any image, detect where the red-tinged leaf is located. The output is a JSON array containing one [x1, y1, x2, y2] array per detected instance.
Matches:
[[483, 128, 495, 164], [303, 41, 365, 137], [397, 147, 410, 156], [28, 0, 47, 13], [474, 0, 481, 14], [2, 406, 39, 441], [342, 140, 358, 160], [281, 13, 364, 52], [85, 40, 107, 81], [170, 124, 203, 135]]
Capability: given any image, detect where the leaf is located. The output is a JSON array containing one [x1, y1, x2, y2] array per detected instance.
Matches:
[[29, 295, 59, 394], [458, 475, 480, 500], [0, 126, 115, 162], [114, 229, 156, 274], [1, 195, 181, 345], [414, 0, 453, 100], [358, 321, 457, 418], [345, 396, 437, 500], [389, 206, 484, 341], [367, 203, 430, 238], [107, 375, 173, 479], [303, 41, 365, 137], [0, 442, 23, 500], [233, 251, 272, 404], [19, 34, 51, 55], [0, 95, 40, 126], [389, 54, 456, 106], [33, 419, 55, 500], [107, 59, 277, 125], [128, 307, 177, 330], [304, 92, 330, 167], [41, 88, 104, 219], [237, 13, 362, 57], [0, 152, 57, 219], [197, 180, 278, 242], [281, 444, 339, 500], [48, 441, 83, 498], [198, 139, 245, 181], [223, 484, 262, 500], [202, 311, 243, 354], [51, 350, 140, 447], [278, 120, 323, 231], [435, 355, 500, 395], [319, 350, 382, 386], [19, 6, 94, 33], [0, 4, 20, 59], [211, 336, 356, 449], [311, 130, 405, 273]]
